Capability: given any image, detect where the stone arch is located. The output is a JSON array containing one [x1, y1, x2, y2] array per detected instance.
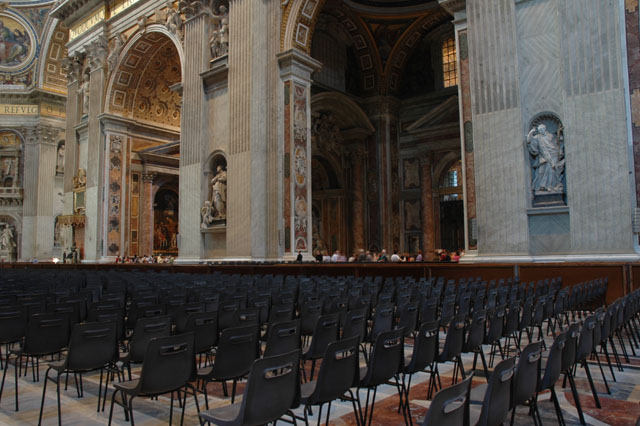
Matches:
[[433, 151, 460, 189], [37, 17, 69, 94], [311, 92, 374, 134], [105, 28, 183, 128], [281, 0, 328, 53], [382, 11, 452, 95]]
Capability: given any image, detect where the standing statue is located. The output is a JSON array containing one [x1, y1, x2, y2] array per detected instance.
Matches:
[[165, 1, 182, 39], [210, 165, 227, 219], [209, 5, 228, 59], [56, 143, 65, 174], [527, 123, 565, 194], [80, 74, 90, 115], [107, 33, 125, 72], [0, 225, 15, 252]]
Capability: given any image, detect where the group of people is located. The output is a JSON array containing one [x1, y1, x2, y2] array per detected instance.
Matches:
[[437, 249, 462, 262], [305, 247, 464, 263], [114, 254, 175, 264], [306, 248, 426, 263]]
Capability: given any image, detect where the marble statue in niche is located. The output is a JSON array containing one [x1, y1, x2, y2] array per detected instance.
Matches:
[[210, 165, 227, 219], [56, 143, 65, 174], [209, 5, 228, 59], [526, 114, 566, 207], [80, 74, 90, 115], [0, 224, 15, 252]]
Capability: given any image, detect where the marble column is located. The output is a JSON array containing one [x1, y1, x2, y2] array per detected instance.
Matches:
[[177, 5, 208, 262], [141, 172, 156, 256], [366, 96, 400, 251], [420, 154, 435, 260], [349, 147, 366, 252], [278, 49, 322, 260], [223, 0, 282, 260], [20, 126, 60, 260], [62, 54, 83, 196], [83, 39, 108, 261]]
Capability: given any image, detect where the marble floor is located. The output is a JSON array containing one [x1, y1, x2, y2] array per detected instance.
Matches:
[[1, 324, 639, 425]]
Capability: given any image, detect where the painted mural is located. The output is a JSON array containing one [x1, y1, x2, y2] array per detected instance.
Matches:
[[0, 14, 32, 68], [153, 188, 178, 253]]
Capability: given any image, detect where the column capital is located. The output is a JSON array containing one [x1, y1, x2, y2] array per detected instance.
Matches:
[[277, 48, 322, 83], [142, 171, 157, 183], [85, 35, 108, 72], [22, 125, 60, 146], [62, 52, 84, 84]]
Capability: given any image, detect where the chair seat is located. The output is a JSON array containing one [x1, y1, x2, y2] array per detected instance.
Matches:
[[359, 365, 367, 382], [114, 379, 140, 395], [47, 360, 66, 372], [469, 402, 482, 425], [300, 380, 317, 402], [199, 402, 242, 425], [469, 383, 487, 404]]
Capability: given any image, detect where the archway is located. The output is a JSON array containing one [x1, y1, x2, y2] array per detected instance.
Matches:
[[437, 159, 464, 252], [153, 186, 179, 254], [300, 2, 463, 258], [103, 29, 182, 258]]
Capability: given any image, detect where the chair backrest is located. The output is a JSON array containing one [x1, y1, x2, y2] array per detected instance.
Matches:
[[300, 301, 323, 334], [512, 340, 542, 407], [0, 305, 27, 344], [267, 303, 295, 326], [485, 305, 505, 344], [440, 314, 466, 362], [23, 312, 70, 356], [210, 324, 259, 379], [361, 328, 404, 387], [264, 319, 301, 357], [561, 322, 580, 372], [137, 333, 195, 395], [183, 311, 218, 354], [539, 330, 567, 391], [239, 349, 301, 425], [67, 321, 118, 371], [406, 320, 439, 373], [306, 336, 360, 405], [218, 300, 241, 330], [129, 316, 172, 363], [305, 312, 339, 358], [422, 374, 473, 426], [397, 302, 419, 337], [503, 303, 520, 336], [232, 307, 260, 328], [420, 297, 439, 324], [476, 356, 516, 426], [576, 315, 597, 362], [368, 303, 394, 342], [87, 307, 125, 342], [464, 309, 486, 353], [342, 308, 367, 344]]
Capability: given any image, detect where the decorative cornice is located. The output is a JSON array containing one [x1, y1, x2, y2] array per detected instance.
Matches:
[[277, 49, 322, 82], [439, 0, 466, 15]]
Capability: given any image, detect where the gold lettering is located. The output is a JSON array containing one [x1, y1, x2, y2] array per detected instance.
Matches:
[[0, 105, 39, 116]]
